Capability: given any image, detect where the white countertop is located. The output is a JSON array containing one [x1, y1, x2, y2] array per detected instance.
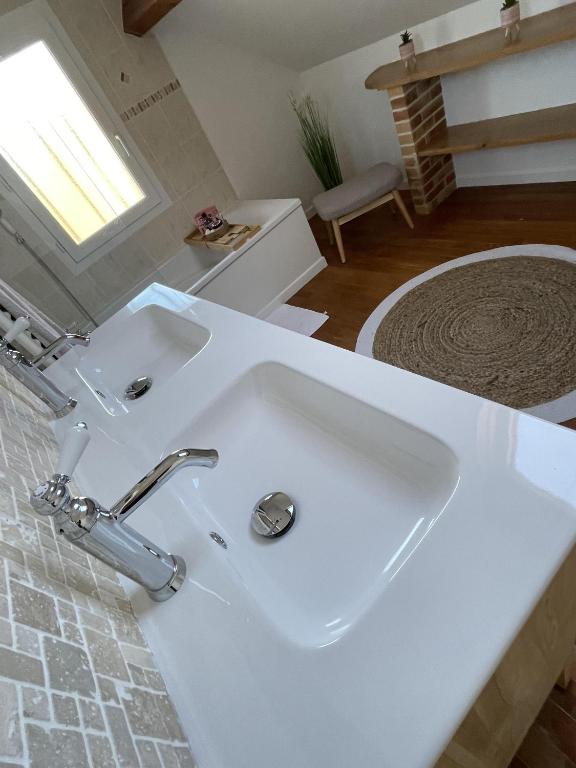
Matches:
[[49, 285, 576, 768]]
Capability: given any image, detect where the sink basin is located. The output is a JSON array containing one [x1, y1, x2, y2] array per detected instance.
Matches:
[[73, 304, 210, 406], [59, 285, 576, 768], [167, 362, 459, 646]]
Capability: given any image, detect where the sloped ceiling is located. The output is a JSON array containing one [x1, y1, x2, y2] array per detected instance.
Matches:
[[168, 0, 480, 70]]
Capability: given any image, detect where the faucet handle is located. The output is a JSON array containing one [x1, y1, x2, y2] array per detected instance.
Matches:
[[31, 422, 89, 520], [57, 422, 90, 479], [4, 316, 30, 344]]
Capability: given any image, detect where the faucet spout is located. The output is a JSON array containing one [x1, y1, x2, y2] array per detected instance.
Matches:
[[32, 333, 90, 367], [110, 448, 219, 524]]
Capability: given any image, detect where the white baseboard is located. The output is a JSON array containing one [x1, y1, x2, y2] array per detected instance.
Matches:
[[257, 257, 327, 319], [456, 168, 576, 187], [304, 203, 317, 219]]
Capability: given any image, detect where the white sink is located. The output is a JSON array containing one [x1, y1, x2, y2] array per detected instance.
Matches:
[[167, 362, 458, 646], [71, 304, 210, 411], [52, 285, 576, 768]]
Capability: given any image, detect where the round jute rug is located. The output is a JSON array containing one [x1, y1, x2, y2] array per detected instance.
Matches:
[[356, 247, 576, 417]]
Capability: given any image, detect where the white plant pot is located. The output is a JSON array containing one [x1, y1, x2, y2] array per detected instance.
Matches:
[[399, 41, 416, 69], [500, 4, 520, 38]]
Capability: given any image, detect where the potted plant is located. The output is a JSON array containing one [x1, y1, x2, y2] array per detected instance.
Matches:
[[289, 93, 343, 191], [500, 0, 520, 39], [399, 30, 416, 69]]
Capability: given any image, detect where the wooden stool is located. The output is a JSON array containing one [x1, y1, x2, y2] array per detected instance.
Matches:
[[313, 163, 414, 263]]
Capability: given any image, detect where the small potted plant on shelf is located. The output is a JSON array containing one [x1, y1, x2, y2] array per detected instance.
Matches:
[[500, 0, 520, 39], [399, 30, 416, 69]]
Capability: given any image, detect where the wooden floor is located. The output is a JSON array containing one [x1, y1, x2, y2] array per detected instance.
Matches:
[[292, 182, 576, 767], [294, 182, 576, 350]]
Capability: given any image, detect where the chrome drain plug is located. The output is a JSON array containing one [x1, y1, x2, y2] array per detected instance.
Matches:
[[251, 492, 296, 538], [124, 376, 153, 401]]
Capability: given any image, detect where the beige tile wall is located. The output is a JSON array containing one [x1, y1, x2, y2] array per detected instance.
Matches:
[[0, 369, 198, 767], [0, 0, 237, 329]]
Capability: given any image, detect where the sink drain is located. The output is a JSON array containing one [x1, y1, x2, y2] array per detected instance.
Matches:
[[124, 376, 153, 401], [251, 492, 296, 538]]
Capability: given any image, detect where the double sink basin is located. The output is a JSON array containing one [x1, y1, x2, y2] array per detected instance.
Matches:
[[47, 285, 576, 768]]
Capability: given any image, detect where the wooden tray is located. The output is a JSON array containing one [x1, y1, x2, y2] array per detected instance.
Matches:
[[184, 224, 261, 253]]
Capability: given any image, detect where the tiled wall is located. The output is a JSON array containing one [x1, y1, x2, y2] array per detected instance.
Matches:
[[0, 0, 237, 329], [0, 370, 197, 767]]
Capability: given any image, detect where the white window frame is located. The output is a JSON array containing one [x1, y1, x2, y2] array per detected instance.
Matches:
[[0, 0, 170, 274]]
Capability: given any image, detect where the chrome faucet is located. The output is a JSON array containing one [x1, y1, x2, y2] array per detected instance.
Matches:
[[30, 423, 219, 601], [0, 317, 89, 418], [32, 332, 90, 367]]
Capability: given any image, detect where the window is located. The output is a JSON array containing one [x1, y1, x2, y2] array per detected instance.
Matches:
[[0, 2, 168, 272]]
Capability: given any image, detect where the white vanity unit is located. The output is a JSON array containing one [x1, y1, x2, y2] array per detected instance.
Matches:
[[158, 199, 327, 317], [47, 285, 576, 768]]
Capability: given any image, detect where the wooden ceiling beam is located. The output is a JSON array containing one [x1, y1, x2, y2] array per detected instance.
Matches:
[[122, 0, 184, 36]]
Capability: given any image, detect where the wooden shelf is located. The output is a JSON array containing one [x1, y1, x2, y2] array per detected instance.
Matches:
[[365, 3, 576, 91], [418, 103, 576, 157]]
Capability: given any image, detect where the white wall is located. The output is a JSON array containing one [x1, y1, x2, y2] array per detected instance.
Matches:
[[155, 0, 576, 208], [155, 9, 322, 212], [301, 0, 576, 188]]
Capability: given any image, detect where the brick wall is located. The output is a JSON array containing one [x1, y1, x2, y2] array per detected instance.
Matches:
[[389, 77, 456, 214], [0, 370, 196, 767]]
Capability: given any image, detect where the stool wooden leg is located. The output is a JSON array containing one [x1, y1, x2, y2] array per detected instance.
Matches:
[[392, 190, 415, 230], [332, 220, 346, 264], [325, 221, 335, 245]]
